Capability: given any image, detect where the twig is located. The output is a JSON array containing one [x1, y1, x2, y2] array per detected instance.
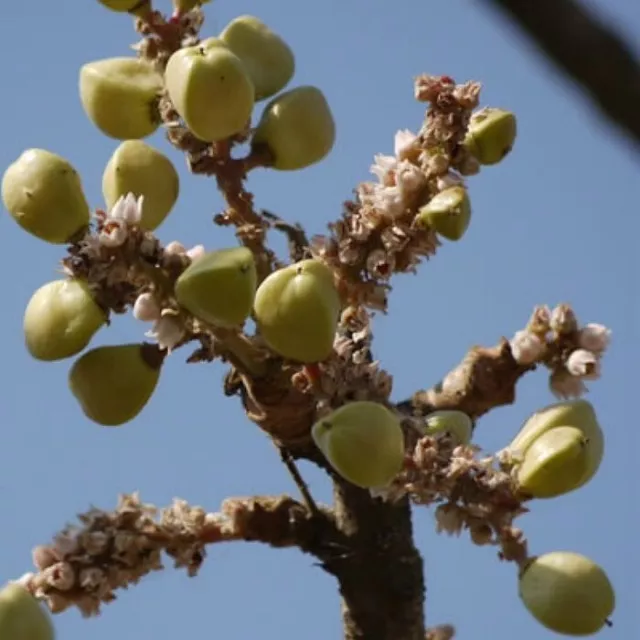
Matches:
[[278, 445, 322, 516], [260, 209, 311, 263], [482, 0, 640, 152]]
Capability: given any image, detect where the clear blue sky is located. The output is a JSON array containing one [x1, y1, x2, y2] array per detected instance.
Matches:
[[1, 1, 637, 638]]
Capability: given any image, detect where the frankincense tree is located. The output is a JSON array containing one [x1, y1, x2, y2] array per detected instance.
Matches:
[[0, 1, 617, 639]]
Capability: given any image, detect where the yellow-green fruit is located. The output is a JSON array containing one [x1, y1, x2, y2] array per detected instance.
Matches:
[[98, 0, 152, 15], [252, 86, 336, 170], [2, 149, 90, 243], [312, 401, 405, 489], [24, 279, 106, 362], [415, 186, 471, 241], [175, 247, 257, 328], [102, 140, 179, 231], [464, 107, 517, 166], [69, 343, 163, 426], [519, 552, 615, 636], [219, 15, 295, 101], [79, 58, 163, 140], [516, 426, 595, 499], [0, 583, 54, 640], [164, 43, 255, 142], [253, 259, 340, 363], [422, 410, 473, 445]]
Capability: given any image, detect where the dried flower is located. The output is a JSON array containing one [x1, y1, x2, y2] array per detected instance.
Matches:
[[510, 330, 545, 365], [566, 349, 601, 380], [370, 154, 396, 185], [133, 292, 161, 322], [578, 323, 611, 353], [394, 129, 418, 159]]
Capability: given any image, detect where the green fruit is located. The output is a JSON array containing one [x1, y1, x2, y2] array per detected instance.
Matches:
[[415, 186, 471, 241], [98, 0, 152, 15], [464, 107, 517, 166], [219, 15, 295, 101], [252, 86, 335, 170], [2, 149, 90, 243], [422, 410, 473, 445], [516, 426, 596, 499], [253, 259, 340, 363], [164, 42, 255, 142], [0, 583, 54, 640], [519, 552, 615, 636], [312, 401, 405, 489], [175, 247, 257, 328], [102, 140, 179, 231], [79, 58, 163, 140], [69, 343, 163, 426], [24, 279, 106, 362]]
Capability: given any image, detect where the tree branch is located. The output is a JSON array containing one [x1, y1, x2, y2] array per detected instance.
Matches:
[[481, 0, 640, 152]]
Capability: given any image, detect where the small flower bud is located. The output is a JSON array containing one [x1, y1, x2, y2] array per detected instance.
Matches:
[[566, 349, 601, 380], [510, 330, 545, 365], [549, 369, 587, 399], [186, 244, 206, 262], [133, 292, 161, 322], [164, 240, 187, 256], [550, 304, 578, 335], [578, 323, 611, 353]]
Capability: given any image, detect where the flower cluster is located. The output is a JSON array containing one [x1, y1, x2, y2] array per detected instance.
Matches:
[[509, 304, 611, 398]]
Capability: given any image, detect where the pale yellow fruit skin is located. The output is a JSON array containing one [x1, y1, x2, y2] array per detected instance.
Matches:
[[0, 583, 54, 640], [102, 140, 180, 231], [69, 343, 162, 426], [175, 247, 257, 328], [312, 401, 405, 489], [253, 259, 340, 363], [509, 400, 604, 497], [98, 0, 150, 13], [79, 58, 163, 140], [422, 410, 473, 445], [165, 44, 255, 142], [2, 149, 90, 243], [517, 426, 595, 499], [24, 279, 106, 362], [519, 551, 615, 636], [252, 86, 336, 170], [415, 186, 471, 241], [220, 15, 295, 101], [464, 107, 517, 166]]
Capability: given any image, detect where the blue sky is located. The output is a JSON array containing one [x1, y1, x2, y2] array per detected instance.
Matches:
[[1, 1, 637, 638]]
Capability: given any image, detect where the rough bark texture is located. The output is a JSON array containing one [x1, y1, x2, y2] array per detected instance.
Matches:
[[325, 482, 426, 640]]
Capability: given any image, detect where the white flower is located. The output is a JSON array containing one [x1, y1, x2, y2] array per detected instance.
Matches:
[[549, 369, 587, 399], [372, 184, 405, 217], [578, 323, 611, 353], [99, 221, 128, 247], [370, 154, 396, 185], [164, 240, 187, 256], [186, 244, 206, 262], [109, 193, 143, 226], [394, 129, 417, 158], [396, 160, 425, 197], [566, 349, 601, 380], [133, 292, 161, 322], [509, 330, 545, 365], [145, 312, 184, 353]]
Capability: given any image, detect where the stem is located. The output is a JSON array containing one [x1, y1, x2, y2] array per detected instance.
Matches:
[[210, 328, 267, 378], [326, 481, 426, 640]]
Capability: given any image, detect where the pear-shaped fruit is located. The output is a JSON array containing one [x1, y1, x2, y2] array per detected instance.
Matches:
[[175, 247, 257, 328], [102, 140, 179, 231], [253, 259, 340, 363], [98, 0, 152, 15], [219, 15, 295, 101], [165, 43, 254, 142], [69, 343, 163, 426], [0, 583, 54, 640], [422, 410, 473, 445], [415, 186, 471, 241], [252, 86, 335, 170], [464, 107, 517, 166], [24, 279, 106, 362], [516, 426, 595, 499], [2, 149, 90, 243], [519, 552, 615, 636], [312, 401, 405, 489], [79, 58, 163, 140]]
